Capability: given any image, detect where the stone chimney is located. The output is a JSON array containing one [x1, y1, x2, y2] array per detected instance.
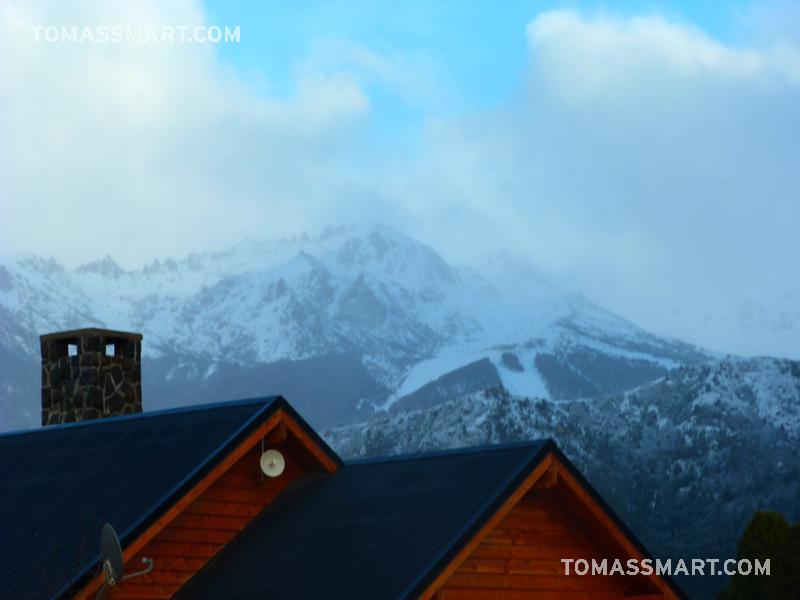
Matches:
[[40, 328, 143, 426]]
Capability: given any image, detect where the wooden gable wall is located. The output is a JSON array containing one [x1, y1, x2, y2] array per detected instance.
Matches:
[[436, 491, 640, 599], [427, 454, 676, 600], [76, 411, 337, 599]]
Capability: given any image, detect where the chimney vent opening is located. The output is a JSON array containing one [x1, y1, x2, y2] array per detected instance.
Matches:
[[40, 328, 143, 426]]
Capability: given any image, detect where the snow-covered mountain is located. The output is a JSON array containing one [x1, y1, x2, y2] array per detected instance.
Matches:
[[325, 356, 800, 599], [2, 223, 708, 430]]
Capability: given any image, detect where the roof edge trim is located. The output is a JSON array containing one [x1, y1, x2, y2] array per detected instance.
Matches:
[[547, 445, 687, 599], [344, 439, 552, 466], [0, 395, 282, 439]]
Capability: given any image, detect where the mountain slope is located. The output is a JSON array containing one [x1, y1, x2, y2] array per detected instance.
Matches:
[[1, 224, 709, 431], [325, 356, 800, 598]]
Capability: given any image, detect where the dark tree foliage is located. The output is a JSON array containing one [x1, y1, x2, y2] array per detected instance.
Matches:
[[721, 511, 800, 599]]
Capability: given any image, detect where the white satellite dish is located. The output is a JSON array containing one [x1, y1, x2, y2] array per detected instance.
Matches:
[[260, 449, 285, 477]]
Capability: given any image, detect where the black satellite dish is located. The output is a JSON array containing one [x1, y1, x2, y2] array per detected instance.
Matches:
[[100, 523, 124, 586], [96, 523, 154, 599]]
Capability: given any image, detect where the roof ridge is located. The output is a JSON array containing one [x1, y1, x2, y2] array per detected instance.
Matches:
[[0, 395, 281, 439], [343, 439, 553, 466]]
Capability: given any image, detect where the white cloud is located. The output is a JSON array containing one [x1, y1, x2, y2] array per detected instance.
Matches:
[[0, 0, 371, 267], [526, 10, 800, 102], [1, 4, 798, 357], [390, 10, 800, 356]]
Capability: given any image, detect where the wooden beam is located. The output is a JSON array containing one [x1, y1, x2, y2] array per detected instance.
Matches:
[[436, 589, 632, 600], [417, 454, 555, 600], [535, 463, 558, 489], [265, 420, 287, 445]]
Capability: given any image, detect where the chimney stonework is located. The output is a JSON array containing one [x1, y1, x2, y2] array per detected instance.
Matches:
[[40, 328, 143, 426]]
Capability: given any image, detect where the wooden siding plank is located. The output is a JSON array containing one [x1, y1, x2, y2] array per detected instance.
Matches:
[[136, 541, 220, 558], [168, 513, 249, 532], [497, 514, 575, 532], [100, 583, 175, 599], [445, 572, 623, 592], [181, 500, 264, 518], [482, 529, 583, 547], [199, 486, 281, 505], [155, 527, 234, 545], [469, 544, 586, 560], [459, 557, 566, 575], [127, 557, 206, 572]]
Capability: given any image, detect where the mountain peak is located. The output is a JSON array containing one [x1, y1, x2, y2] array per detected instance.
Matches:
[[485, 251, 554, 292], [289, 249, 326, 271], [75, 255, 125, 278], [316, 222, 412, 246]]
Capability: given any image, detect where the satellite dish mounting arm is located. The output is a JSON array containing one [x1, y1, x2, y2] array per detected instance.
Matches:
[[122, 556, 154, 579]]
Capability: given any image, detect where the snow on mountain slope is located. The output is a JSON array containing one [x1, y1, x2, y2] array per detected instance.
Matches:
[[1, 224, 709, 431], [328, 356, 800, 457], [0, 255, 100, 354], [384, 293, 706, 409]]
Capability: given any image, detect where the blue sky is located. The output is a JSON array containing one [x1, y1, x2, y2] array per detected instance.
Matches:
[[203, 1, 757, 144], [1, 0, 798, 357], [206, 1, 747, 98], [203, 1, 779, 111]]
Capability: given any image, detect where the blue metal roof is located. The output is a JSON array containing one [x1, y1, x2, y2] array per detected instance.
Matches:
[[0, 396, 318, 600], [176, 440, 554, 600]]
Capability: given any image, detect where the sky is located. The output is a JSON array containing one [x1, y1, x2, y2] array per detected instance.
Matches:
[[0, 0, 799, 357]]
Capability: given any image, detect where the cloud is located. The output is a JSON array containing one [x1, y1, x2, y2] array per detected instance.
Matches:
[[0, 0, 371, 267], [390, 10, 800, 354], [1, 3, 798, 357], [527, 10, 800, 101]]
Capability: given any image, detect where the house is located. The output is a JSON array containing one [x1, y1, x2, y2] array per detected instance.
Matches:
[[0, 329, 684, 599]]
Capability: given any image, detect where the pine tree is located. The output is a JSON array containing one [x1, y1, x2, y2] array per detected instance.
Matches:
[[720, 511, 800, 599]]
